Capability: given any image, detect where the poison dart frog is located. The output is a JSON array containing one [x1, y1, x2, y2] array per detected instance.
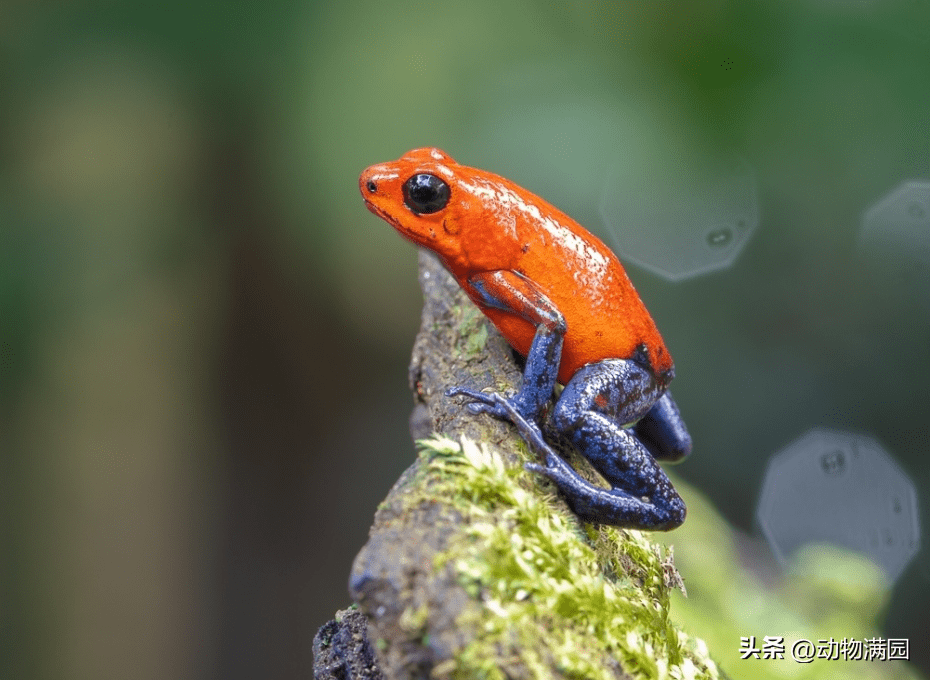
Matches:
[[360, 148, 691, 530]]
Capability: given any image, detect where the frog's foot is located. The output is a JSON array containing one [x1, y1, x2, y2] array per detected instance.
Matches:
[[537, 467, 684, 530], [446, 386, 522, 420], [453, 392, 573, 475], [447, 388, 576, 474], [449, 388, 684, 529], [528, 448, 685, 530], [494, 393, 685, 531]]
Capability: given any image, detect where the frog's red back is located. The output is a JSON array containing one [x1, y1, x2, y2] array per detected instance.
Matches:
[[360, 148, 674, 385]]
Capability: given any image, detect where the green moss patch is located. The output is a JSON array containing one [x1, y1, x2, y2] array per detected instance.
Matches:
[[417, 435, 719, 680]]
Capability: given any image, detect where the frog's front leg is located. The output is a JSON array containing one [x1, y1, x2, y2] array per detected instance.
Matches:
[[446, 269, 565, 423]]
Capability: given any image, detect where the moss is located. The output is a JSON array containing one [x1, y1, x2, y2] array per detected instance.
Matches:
[[413, 435, 719, 680], [398, 603, 430, 635], [454, 302, 489, 358]]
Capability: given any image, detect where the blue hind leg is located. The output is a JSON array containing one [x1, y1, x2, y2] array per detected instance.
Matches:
[[538, 360, 686, 530]]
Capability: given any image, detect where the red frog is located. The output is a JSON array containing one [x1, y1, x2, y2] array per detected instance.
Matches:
[[360, 148, 690, 530]]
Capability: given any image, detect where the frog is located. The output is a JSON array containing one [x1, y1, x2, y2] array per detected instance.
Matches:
[[360, 147, 690, 530]]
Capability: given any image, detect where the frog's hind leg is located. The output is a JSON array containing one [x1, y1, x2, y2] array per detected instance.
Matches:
[[544, 410, 686, 530], [485, 391, 684, 530], [634, 391, 692, 463], [542, 360, 686, 530]]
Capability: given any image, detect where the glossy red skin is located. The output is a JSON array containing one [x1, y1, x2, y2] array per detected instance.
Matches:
[[360, 147, 673, 386]]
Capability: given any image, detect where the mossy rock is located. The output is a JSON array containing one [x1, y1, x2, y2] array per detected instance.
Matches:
[[346, 251, 718, 680]]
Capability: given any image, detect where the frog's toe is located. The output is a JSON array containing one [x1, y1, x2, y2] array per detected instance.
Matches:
[[524, 461, 550, 477], [525, 450, 575, 482], [446, 386, 509, 417], [466, 400, 503, 416]]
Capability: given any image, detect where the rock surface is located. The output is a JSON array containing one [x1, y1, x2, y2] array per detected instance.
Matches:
[[312, 607, 384, 680], [347, 250, 529, 678]]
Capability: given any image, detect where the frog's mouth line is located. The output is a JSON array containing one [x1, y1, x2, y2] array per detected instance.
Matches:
[[364, 199, 424, 243], [363, 199, 397, 227]]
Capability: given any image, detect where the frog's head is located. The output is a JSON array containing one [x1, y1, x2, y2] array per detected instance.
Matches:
[[362, 147, 538, 276], [360, 147, 465, 263]]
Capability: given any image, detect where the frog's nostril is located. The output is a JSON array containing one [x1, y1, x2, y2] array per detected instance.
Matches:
[[366, 180, 377, 193]]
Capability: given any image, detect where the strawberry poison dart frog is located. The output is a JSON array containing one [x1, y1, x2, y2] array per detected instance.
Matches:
[[360, 148, 691, 530]]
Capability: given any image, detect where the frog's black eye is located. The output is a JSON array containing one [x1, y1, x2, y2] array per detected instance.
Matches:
[[403, 174, 450, 215], [366, 180, 377, 193]]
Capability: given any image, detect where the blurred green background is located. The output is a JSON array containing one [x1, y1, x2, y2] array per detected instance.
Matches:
[[2, 1, 929, 678]]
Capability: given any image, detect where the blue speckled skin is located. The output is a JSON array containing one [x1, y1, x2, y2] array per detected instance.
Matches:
[[448, 272, 690, 531]]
